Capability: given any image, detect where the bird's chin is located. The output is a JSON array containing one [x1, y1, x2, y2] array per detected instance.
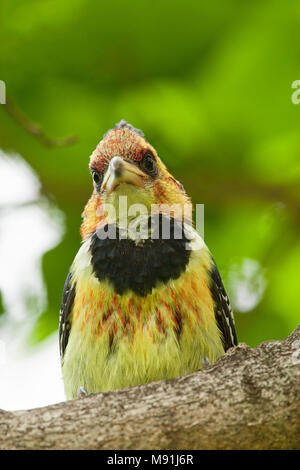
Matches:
[[109, 181, 138, 193], [101, 183, 153, 221], [104, 181, 143, 201]]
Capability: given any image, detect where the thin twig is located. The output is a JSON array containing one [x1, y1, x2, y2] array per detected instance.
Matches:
[[4, 96, 77, 147]]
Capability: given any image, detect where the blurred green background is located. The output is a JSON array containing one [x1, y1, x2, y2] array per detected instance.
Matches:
[[0, 0, 299, 356]]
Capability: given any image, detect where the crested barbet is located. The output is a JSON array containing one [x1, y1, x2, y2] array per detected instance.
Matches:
[[59, 120, 238, 400]]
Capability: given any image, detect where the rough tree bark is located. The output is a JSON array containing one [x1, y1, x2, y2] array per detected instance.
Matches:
[[1, 325, 300, 450]]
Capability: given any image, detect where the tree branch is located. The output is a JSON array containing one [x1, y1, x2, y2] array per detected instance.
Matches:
[[1, 325, 300, 450], [5, 96, 77, 147]]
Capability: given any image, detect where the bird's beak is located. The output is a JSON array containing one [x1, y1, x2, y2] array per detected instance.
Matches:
[[101, 156, 146, 196]]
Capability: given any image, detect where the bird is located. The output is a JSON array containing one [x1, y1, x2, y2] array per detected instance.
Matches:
[[59, 120, 237, 400]]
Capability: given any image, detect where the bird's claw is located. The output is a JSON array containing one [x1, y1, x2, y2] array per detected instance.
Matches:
[[77, 386, 89, 399], [202, 356, 210, 368]]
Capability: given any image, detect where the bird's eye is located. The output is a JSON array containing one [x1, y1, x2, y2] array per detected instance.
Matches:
[[141, 152, 157, 177], [92, 170, 101, 185]]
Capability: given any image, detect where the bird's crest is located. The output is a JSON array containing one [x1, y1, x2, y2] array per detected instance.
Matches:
[[103, 120, 144, 139]]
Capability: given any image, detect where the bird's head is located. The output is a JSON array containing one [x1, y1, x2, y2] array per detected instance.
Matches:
[[81, 120, 192, 239]]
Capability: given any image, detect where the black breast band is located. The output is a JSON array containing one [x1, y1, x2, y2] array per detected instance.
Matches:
[[89, 215, 191, 296]]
